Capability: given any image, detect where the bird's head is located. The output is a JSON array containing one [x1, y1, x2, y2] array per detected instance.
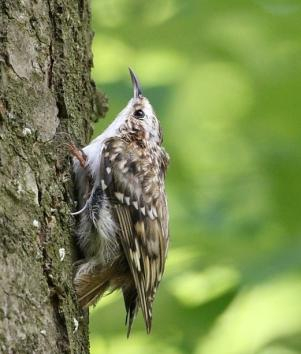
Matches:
[[118, 68, 162, 145]]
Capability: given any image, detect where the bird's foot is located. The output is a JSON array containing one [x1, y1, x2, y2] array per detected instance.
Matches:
[[68, 143, 87, 168]]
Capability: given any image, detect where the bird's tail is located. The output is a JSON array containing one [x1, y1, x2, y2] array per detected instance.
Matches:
[[123, 286, 138, 337], [74, 258, 130, 308], [74, 262, 111, 308]]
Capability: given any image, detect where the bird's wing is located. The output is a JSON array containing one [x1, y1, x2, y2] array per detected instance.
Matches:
[[100, 137, 169, 334]]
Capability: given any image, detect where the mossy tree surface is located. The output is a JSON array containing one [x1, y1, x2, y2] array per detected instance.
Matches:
[[0, 1, 105, 353]]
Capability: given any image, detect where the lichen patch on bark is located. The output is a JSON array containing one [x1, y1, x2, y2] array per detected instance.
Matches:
[[32, 90, 59, 142], [7, 22, 39, 79]]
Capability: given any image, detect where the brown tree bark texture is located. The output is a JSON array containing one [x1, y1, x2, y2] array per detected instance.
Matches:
[[0, 0, 104, 353]]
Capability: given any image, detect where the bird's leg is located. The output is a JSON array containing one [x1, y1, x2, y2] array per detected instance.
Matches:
[[67, 142, 87, 168]]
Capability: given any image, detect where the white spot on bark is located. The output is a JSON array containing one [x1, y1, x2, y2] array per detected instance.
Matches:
[[40, 330, 46, 336], [73, 318, 79, 333], [59, 248, 65, 261], [17, 182, 23, 194], [33, 219, 40, 228], [22, 127, 32, 136]]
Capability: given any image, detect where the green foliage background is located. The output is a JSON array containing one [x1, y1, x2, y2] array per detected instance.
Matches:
[[90, 1, 301, 353]]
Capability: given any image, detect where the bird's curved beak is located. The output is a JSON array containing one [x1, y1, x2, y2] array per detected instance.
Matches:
[[129, 67, 143, 98]]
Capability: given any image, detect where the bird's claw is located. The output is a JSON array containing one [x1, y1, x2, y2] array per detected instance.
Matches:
[[67, 143, 87, 168]]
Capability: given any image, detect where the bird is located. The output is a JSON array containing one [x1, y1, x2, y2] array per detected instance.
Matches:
[[69, 68, 170, 336]]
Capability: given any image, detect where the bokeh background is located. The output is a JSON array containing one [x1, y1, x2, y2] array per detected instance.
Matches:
[[89, 1, 301, 353]]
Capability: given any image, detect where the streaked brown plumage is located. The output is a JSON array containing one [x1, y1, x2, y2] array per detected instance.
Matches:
[[71, 69, 169, 336]]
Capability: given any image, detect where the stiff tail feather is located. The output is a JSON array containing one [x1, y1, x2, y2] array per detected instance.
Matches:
[[123, 286, 138, 337], [74, 264, 111, 308], [74, 257, 129, 308]]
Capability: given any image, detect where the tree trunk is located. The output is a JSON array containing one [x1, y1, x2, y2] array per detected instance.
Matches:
[[0, 1, 104, 353]]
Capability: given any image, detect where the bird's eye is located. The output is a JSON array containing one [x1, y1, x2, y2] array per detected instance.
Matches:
[[134, 109, 145, 119]]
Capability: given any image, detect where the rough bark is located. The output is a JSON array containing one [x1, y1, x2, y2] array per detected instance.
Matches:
[[0, 0, 105, 353]]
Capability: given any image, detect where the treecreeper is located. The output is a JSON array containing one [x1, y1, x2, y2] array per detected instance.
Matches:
[[69, 69, 170, 336]]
